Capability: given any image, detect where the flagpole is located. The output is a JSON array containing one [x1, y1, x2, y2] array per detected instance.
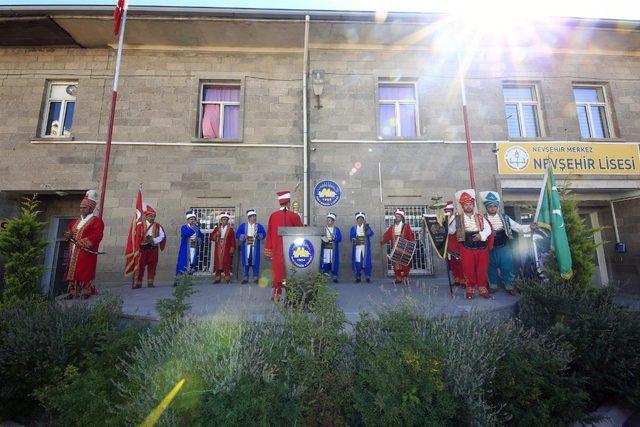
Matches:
[[534, 165, 549, 222], [457, 51, 476, 190], [97, 0, 128, 217]]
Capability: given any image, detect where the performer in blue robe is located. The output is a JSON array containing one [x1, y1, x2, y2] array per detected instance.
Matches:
[[174, 210, 203, 286], [235, 209, 266, 284], [320, 213, 342, 283], [350, 211, 375, 283]]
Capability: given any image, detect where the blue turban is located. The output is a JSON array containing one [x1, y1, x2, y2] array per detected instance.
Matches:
[[483, 192, 500, 208]]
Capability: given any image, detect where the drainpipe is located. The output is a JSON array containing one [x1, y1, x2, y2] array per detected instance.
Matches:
[[302, 15, 310, 225]]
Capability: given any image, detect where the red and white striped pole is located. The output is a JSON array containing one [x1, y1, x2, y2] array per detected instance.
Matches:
[[97, 0, 128, 217]]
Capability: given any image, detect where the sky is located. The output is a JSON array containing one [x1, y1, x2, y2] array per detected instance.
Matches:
[[1, 0, 640, 21]]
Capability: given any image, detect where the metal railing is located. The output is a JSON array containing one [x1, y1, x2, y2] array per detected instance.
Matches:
[[190, 207, 236, 276]]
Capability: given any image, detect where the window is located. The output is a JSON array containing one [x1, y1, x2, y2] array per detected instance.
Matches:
[[200, 84, 241, 139], [573, 85, 612, 139], [503, 84, 541, 138], [378, 83, 418, 138], [42, 82, 77, 137]]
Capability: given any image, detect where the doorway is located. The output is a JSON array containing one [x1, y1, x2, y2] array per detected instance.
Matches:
[[44, 216, 75, 297], [579, 210, 609, 286]]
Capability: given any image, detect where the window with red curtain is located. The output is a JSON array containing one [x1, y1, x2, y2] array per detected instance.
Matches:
[[201, 85, 241, 139]]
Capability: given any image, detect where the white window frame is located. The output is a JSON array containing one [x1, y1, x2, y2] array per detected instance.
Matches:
[[503, 83, 543, 138], [41, 81, 77, 138], [573, 84, 613, 139], [199, 83, 241, 139], [378, 82, 420, 138]]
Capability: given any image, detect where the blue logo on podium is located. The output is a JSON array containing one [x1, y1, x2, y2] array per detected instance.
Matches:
[[313, 180, 341, 207], [289, 238, 314, 268]]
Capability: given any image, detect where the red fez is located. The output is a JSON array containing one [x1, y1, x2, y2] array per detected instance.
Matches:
[[277, 190, 291, 206]]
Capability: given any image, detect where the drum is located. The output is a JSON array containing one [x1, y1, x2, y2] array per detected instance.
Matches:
[[246, 236, 255, 245], [354, 236, 366, 246], [390, 237, 416, 267]]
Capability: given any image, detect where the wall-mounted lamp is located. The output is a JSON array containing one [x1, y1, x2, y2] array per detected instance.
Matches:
[[311, 69, 324, 109]]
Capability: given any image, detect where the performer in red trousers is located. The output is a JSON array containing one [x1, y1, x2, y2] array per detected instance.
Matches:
[[135, 205, 166, 288], [448, 190, 493, 299], [64, 190, 104, 299], [444, 201, 465, 287], [264, 190, 303, 301], [380, 209, 415, 284]]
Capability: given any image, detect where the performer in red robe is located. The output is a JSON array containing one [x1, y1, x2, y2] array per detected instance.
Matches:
[[264, 190, 303, 300], [380, 209, 415, 284], [444, 201, 465, 287], [211, 211, 236, 284], [448, 190, 493, 299], [64, 190, 104, 299], [135, 205, 166, 288]]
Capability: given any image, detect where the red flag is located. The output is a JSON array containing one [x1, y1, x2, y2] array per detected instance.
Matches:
[[113, 0, 125, 36], [124, 188, 144, 277]]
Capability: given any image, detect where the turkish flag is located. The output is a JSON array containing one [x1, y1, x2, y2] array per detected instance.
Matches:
[[124, 188, 144, 276], [113, 0, 125, 36]]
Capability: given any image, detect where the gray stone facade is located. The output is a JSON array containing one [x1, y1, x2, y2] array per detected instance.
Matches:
[[1, 9, 639, 292]]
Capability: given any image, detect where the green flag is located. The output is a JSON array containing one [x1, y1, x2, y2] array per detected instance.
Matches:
[[535, 166, 573, 279]]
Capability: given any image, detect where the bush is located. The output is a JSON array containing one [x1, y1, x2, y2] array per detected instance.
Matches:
[[0, 196, 47, 304], [156, 273, 197, 323], [353, 307, 463, 426], [0, 296, 125, 422], [518, 278, 640, 409], [116, 274, 354, 426], [542, 192, 599, 291], [35, 321, 146, 426], [486, 330, 588, 426]]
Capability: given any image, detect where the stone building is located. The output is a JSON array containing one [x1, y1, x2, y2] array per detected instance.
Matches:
[[1, 6, 638, 294]]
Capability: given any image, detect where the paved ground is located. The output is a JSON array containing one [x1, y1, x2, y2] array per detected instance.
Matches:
[[76, 277, 519, 322]]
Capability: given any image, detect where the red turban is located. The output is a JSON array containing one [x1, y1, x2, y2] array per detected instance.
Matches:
[[459, 192, 475, 205]]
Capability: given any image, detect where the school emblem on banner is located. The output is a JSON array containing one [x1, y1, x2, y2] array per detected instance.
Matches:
[[289, 239, 315, 268], [313, 180, 341, 207]]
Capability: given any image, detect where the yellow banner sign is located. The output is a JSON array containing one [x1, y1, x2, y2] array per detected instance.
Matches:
[[497, 142, 640, 175]]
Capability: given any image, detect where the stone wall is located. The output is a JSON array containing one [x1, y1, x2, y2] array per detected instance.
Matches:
[[1, 28, 639, 288]]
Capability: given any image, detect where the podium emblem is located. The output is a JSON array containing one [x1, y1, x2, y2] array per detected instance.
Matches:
[[289, 238, 315, 268]]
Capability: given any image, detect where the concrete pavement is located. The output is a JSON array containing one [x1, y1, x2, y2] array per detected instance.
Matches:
[[80, 277, 518, 322]]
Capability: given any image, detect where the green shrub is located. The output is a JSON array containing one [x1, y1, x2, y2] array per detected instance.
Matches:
[[35, 321, 147, 426], [0, 296, 124, 422], [486, 330, 588, 426], [156, 274, 197, 323], [116, 274, 354, 426], [115, 316, 248, 425], [430, 312, 515, 425], [542, 192, 599, 291], [518, 279, 640, 408], [353, 307, 463, 426], [0, 196, 47, 304]]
